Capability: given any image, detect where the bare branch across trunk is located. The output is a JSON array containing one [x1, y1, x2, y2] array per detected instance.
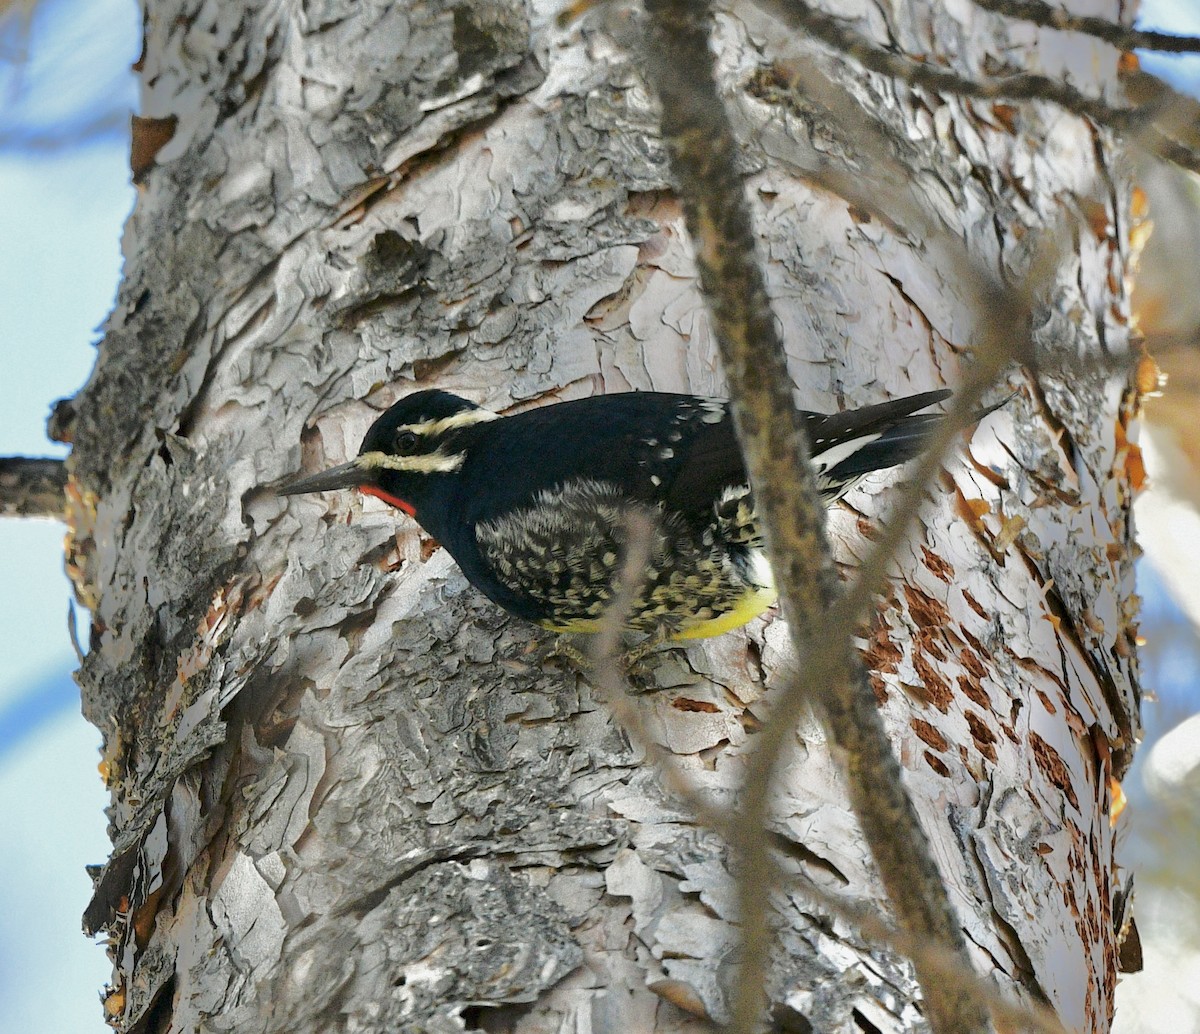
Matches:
[[0, 457, 66, 519]]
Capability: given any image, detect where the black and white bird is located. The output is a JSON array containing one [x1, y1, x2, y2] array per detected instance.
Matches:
[[280, 388, 962, 639]]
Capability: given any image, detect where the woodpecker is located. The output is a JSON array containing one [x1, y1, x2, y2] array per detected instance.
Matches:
[[279, 388, 963, 639]]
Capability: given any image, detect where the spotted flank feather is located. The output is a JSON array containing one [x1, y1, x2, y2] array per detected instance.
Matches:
[[474, 479, 777, 637]]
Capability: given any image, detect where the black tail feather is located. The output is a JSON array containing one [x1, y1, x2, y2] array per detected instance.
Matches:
[[821, 391, 1008, 482]]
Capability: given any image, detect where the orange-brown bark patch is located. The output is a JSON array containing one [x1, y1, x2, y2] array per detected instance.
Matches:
[[959, 647, 988, 680], [903, 583, 951, 629], [869, 673, 890, 704], [920, 545, 954, 584], [911, 719, 949, 752], [1030, 731, 1080, 811], [917, 628, 947, 662], [961, 588, 989, 621], [992, 103, 1018, 132], [671, 697, 720, 713], [131, 114, 178, 181], [964, 710, 998, 762], [913, 649, 953, 713], [923, 751, 951, 777], [862, 623, 902, 675], [956, 672, 992, 710], [1036, 689, 1057, 715]]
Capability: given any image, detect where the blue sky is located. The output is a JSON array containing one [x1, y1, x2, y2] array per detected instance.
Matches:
[[1138, 0, 1200, 95], [0, 0, 137, 1029], [0, 1, 1198, 1032]]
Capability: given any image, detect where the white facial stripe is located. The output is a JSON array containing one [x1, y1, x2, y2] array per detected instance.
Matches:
[[401, 409, 499, 437], [358, 450, 466, 473]]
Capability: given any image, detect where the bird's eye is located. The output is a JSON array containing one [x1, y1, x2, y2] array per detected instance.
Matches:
[[394, 430, 420, 454]]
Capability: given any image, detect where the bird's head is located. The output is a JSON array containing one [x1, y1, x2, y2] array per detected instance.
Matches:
[[278, 390, 497, 515]]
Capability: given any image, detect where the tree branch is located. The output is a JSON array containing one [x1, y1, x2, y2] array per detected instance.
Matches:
[[590, 518, 1070, 1034], [586, 510, 733, 835], [752, 0, 1200, 174], [784, 866, 1070, 1034], [0, 457, 67, 519], [972, 0, 1200, 55], [640, 2, 990, 1031]]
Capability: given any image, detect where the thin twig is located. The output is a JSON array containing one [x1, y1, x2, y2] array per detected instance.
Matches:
[[751, 0, 1200, 174], [612, 0, 1157, 1025], [0, 456, 67, 518], [782, 867, 1069, 1034], [586, 509, 735, 835], [640, 2, 990, 1031], [587, 517, 1070, 1034], [972, 0, 1200, 56]]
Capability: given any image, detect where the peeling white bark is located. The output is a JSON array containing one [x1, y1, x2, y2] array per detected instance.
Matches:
[[68, 1, 1140, 1032]]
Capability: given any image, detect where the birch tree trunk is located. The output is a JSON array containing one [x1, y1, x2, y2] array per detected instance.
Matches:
[[69, 1, 1141, 1031]]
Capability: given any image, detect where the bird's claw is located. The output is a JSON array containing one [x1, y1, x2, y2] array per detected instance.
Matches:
[[537, 635, 592, 673]]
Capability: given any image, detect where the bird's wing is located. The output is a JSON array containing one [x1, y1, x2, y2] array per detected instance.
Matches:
[[643, 398, 748, 518], [458, 389, 955, 526], [802, 389, 951, 483]]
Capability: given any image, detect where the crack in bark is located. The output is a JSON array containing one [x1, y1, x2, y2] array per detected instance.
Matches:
[[333, 842, 494, 918]]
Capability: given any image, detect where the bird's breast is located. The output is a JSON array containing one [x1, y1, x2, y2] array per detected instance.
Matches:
[[473, 478, 775, 637]]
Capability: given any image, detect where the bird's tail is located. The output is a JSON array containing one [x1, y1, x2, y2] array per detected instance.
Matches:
[[822, 390, 1008, 483]]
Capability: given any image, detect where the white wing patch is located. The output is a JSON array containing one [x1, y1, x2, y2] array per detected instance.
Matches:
[[718, 483, 752, 508], [810, 432, 883, 473], [744, 547, 774, 591]]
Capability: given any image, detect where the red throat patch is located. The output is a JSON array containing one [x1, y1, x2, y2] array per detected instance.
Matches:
[[360, 485, 416, 516]]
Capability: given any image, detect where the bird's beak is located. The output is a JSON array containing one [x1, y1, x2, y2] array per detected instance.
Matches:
[[277, 459, 368, 496]]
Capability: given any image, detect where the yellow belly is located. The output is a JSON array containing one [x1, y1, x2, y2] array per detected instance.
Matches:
[[539, 584, 778, 640], [670, 584, 778, 639]]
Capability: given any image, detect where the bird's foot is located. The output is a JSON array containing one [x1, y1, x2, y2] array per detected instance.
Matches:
[[621, 629, 668, 668], [537, 635, 592, 673], [617, 628, 673, 690], [536, 630, 676, 690]]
